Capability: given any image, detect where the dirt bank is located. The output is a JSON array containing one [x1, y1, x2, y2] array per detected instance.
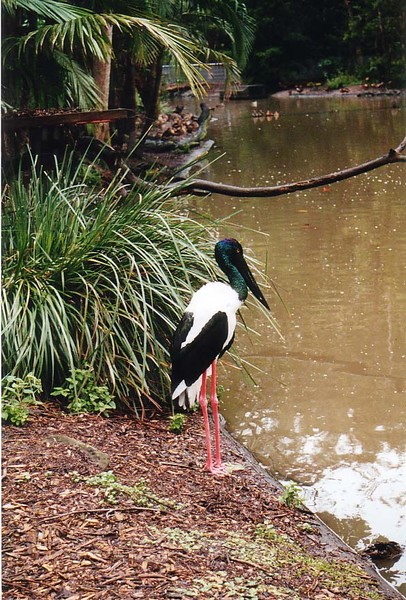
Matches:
[[272, 84, 403, 99], [2, 405, 403, 599]]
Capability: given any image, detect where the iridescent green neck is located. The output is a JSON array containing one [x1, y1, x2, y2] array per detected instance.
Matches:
[[219, 255, 248, 302]]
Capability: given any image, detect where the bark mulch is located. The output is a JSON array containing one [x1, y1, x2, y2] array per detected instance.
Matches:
[[2, 405, 402, 600]]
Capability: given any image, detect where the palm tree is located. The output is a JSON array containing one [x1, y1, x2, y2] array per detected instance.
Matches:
[[1, 0, 208, 113], [2, 0, 105, 108], [124, 0, 255, 134], [2, 0, 254, 147]]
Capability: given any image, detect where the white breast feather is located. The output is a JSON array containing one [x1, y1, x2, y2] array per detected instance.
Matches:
[[182, 282, 241, 350]]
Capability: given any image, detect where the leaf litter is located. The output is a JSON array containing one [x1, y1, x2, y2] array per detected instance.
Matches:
[[2, 404, 401, 599]]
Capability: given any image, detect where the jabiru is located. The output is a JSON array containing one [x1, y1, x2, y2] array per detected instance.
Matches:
[[170, 238, 270, 475]]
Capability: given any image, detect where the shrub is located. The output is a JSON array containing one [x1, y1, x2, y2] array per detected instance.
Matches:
[[325, 71, 360, 90], [1, 152, 218, 415]]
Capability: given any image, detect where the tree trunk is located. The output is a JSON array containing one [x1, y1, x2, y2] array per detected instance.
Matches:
[[92, 23, 113, 142], [342, 0, 364, 70], [133, 48, 165, 151], [120, 52, 138, 148]]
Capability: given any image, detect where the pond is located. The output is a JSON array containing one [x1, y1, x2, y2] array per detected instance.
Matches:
[[179, 93, 406, 594]]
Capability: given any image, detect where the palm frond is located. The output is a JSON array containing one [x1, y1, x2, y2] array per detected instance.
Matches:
[[2, 0, 92, 22], [113, 15, 209, 96], [16, 15, 113, 61], [7, 11, 209, 96], [53, 51, 101, 107], [178, 0, 256, 69]]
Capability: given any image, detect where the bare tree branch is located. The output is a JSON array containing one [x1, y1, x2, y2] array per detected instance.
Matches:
[[183, 135, 406, 198]]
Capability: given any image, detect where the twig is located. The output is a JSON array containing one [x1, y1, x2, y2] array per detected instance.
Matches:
[[38, 505, 160, 523], [137, 573, 169, 580], [2, 578, 30, 591], [229, 556, 270, 573], [161, 461, 199, 470]]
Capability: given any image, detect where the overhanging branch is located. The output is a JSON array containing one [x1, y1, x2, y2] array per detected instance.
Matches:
[[183, 135, 406, 198]]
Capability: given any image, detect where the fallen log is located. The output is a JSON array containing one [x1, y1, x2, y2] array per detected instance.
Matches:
[[143, 103, 211, 152]]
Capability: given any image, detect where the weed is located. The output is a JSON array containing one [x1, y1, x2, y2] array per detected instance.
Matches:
[[51, 366, 116, 415], [279, 481, 305, 509], [255, 519, 278, 541], [298, 522, 314, 534], [1, 374, 42, 425], [168, 413, 186, 434], [16, 471, 32, 483], [216, 384, 225, 401], [145, 525, 382, 599], [72, 470, 178, 509]]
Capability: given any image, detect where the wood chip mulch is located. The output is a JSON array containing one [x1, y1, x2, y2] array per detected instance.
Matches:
[[2, 405, 402, 600]]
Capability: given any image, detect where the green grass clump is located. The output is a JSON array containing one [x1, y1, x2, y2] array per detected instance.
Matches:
[[1, 152, 218, 415]]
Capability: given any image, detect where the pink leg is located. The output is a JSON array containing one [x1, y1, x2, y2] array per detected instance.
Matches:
[[210, 360, 225, 472], [199, 371, 213, 472]]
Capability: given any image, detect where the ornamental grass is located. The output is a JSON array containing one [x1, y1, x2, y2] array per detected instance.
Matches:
[[2, 153, 218, 415]]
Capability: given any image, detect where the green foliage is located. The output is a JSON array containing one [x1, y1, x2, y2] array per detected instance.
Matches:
[[244, 0, 405, 88], [145, 524, 382, 598], [255, 519, 278, 541], [51, 366, 116, 416], [279, 481, 305, 509], [1, 374, 42, 426], [1, 151, 218, 416], [326, 71, 361, 90], [298, 522, 315, 533], [216, 384, 225, 401], [168, 412, 186, 434]]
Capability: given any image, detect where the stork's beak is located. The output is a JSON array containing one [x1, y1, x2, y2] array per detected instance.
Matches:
[[238, 254, 270, 310]]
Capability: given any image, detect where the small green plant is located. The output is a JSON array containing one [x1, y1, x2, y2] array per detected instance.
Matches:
[[72, 470, 177, 508], [255, 519, 278, 541], [1, 374, 42, 425], [279, 481, 305, 509], [51, 366, 116, 415], [298, 522, 314, 533], [216, 384, 225, 400], [168, 413, 186, 434], [15, 471, 32, 483]]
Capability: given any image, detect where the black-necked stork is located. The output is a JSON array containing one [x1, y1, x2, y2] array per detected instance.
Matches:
[[170, 238, 270, 475]]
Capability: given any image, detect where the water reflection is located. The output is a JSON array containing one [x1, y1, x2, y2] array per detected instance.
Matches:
[[183, 94, 406, 593]]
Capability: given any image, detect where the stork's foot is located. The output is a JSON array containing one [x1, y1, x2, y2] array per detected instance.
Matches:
[[204, 462, 245, 476]]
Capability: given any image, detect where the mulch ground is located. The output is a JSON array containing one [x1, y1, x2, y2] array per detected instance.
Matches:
[[2, 405, 402, 600]]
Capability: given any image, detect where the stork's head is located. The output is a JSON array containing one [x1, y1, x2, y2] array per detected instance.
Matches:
[[215, 238, 270, 309]]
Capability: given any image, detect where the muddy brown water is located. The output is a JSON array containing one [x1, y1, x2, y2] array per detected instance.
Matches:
[[175, 93, 406, 594]]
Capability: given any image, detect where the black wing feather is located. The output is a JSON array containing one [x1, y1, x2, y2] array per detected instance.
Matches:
[[171, 311, 229, 394]]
